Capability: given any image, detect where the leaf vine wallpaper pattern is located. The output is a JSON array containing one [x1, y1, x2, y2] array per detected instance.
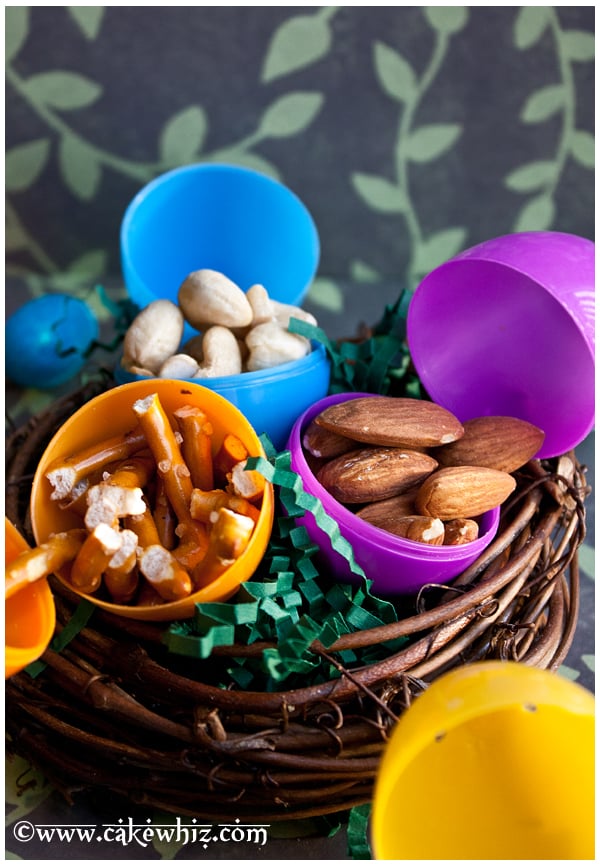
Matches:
[[6, 5, 594, 318]]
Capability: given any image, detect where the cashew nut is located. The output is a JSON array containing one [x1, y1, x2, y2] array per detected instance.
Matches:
[[122, 300, 184, 375], [178, 269, 253, 330], [245, 321, 310, 371], [246, 283, 274, 326], [271, 299, 318, 330], [158, 353, 200, 379], [181, 334, 205, 363], [193, 326, 243, 378], [121, 270, 319, 381]]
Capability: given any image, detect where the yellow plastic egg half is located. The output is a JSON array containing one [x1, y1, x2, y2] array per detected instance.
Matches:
[[372, 661, 594, 860]]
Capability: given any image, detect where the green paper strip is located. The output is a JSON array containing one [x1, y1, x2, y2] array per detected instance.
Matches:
[[226, 663, 254, 689], [163, 622, 236, 659], [347, 803, 372, 860], [346, 604, 389, 631], [26, 599, 96, 678], [299, 578, 324, 606], [246, 454, 366, 579], [194, 600, 258, 629]]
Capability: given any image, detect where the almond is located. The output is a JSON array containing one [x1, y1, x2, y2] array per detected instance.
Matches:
[[431, 415, 545, 473], [316, 448, 438, 504], [314, 396, 464, 448], [356, 489, 418, 529], [302, 420, 356, 459], [443, 518, 480, 546], [383, 515, 445, 545], [415, 466, 516, 520]]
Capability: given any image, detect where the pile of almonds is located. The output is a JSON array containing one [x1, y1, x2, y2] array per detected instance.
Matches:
[[302, 397, 545, 546]]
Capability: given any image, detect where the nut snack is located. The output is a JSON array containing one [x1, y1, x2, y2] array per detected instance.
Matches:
[[306, 395, 545, 548], [121, 269, 318, 380], [26, 380, 274, 620], [114, 271, 331, 451]]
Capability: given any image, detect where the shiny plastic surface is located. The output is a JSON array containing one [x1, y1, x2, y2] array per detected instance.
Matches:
[[372, 661, 595, 860], [120, 162, 320, 344], [407, 231, 595, 458], [5, 294, 99, 389], [5, 518, 56, 677]]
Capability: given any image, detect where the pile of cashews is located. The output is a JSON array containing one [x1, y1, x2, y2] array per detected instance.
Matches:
[[121, 269, 318, 380]]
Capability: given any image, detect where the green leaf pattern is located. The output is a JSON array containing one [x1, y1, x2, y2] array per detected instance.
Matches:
[[351, 172, 407, 213], [352, 9, 469, 288], [5, 6, 30, 62], [258, 92, 324, 139], [513, 6, 550, 50], [67, 6, 105, 40], [158, 105, 207, 165], [6, 139, 51, 191], [5, 6, 593, 293], [404, 123, 462, 163], [374, 41, 417, 103], [24, 71, 103, 111], [307, 276, 344, 312], [58, 134, 102, 200], [507, 7, 593, 232], [261, 7, 338, 82]]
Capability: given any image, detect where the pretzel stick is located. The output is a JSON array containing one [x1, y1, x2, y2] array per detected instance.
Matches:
[[139, 545, 193, 601], [153, 479, 177, 550], [104, 455, 156, 490], [84, 482, 146, 531], [192, 508, 254, 589], [106, 529, 139, 576], [57, 471, 104, 516], [45, 427, 148, 500], [70, 523, 123, 594], [104, 568, 140, 604], [124, 506, 162, 548], [190, 489, 261, 524], [5, 529, 87, 599], [174, 405, 214, 490], [213, 433, 249, 486], [136, 581, 167, 607], [132, 393, 194, 525], [171, 520, 209, 572], [104, 529, 140, 603], [228, 460, 266, 502]]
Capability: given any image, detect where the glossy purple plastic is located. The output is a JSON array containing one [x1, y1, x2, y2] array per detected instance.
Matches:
[[287, 393, 500, 596], [407, 231, 595, 459]]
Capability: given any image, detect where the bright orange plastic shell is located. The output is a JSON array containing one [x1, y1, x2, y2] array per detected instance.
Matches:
[[30, 380, 274, 621], [372, 660, 595, 860], [5, 517, 56, 677]]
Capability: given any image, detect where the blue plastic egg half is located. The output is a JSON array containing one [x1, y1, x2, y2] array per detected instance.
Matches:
[[5, 294, 99, 389]]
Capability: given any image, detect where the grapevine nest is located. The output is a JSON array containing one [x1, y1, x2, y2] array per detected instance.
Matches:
[[5, 375, 589, 824]]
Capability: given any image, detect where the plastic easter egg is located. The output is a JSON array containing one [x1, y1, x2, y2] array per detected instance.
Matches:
[[5, 294, 99, 389], [30, 379, 275, 621], [372, 661, 595, 860], [5, 518, 56, 678]]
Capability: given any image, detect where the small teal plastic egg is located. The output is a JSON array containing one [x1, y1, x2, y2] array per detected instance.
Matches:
[[5, 294, 99, 389]]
